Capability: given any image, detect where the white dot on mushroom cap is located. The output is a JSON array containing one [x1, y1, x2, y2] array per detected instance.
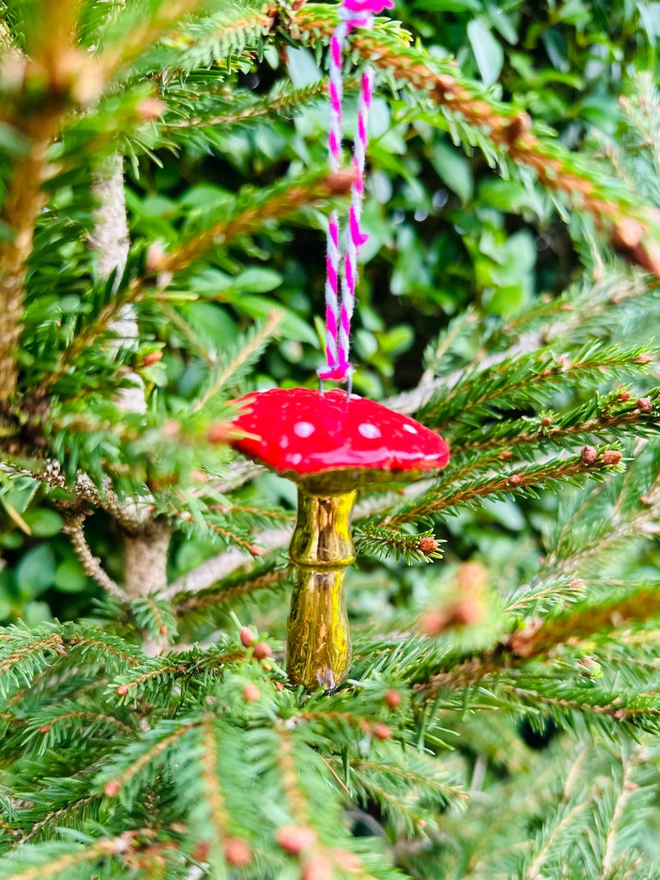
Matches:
[[289, 453, 302, 465], [294, 421, 315, 438], [358, 423, 382, 440], [279, 436, 289, 449], [403, 424, 418, 434]]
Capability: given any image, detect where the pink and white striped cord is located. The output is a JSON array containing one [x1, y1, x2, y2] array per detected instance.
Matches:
[[317, 0, 393, 383]]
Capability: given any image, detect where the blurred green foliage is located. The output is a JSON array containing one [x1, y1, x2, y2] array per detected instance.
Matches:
[[1, 0, 658, 624]]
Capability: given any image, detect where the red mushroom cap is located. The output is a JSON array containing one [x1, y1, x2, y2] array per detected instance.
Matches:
[[225, 388, 449, 493]]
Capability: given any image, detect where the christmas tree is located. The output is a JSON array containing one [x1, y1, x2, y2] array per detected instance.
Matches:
[[2, 0, 660, 877]]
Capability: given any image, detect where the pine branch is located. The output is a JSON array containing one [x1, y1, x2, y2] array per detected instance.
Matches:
[[175, 565, 292, 613], [164, 77, 353, 130], [418, 343, 652, 431], [384, 446, 624, 527], [40, 169, 352, 393], [288, 4, 660, 276], [193, 310, 283, 411]]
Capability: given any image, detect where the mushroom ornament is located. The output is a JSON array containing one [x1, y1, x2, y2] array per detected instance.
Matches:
[[220, 387, 450, 691]]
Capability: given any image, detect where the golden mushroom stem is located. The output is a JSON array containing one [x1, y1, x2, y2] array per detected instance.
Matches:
[[286, 488, 356, 690]]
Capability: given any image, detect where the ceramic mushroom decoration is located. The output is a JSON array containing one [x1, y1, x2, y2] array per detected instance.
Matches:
[[219, 388, 450, 691]]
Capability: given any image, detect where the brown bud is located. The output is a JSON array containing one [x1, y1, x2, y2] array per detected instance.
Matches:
[[104, 780, 120, 797], [418, 607, 450, 637], [224, 838, 252, 867], [373, 723, 392, 740], [634, 354, 653, 364], [163, 419, 181, 437], [614, 708, 626, 721], [275, 681, 284, 691], [641, 495, 653, 505], [39, 724, 50, 733], [611, 221, 660, 275], [249, 544, 264, 557], [602, 450, 622, 466], [137, 97, 167, 120], [619, 390, 631, 401], [509, 473, 523, 485], [253, 642, 272, 661], [505, 111, 532, 144], [159, 624, 168, 635], [457, 561, 488, 594], [326, 168, 357, 195], [146, 241, 166, 272], [418, 536, 439, 554], [240, 627, 255, 648], [333, 850, 362, 874], [116, 684, 129, 696], [243, 684, 260, 703], [500, 450, 513, 460], [207, 421, 234, 444], [507, 618, 543, 658], [451, 598, 485, 627], [637, 397, 653, 413], [275, 826, 317, 855], [191, 841, 211, 862], [581, 446, 598, 465], [191, 469, 209, 483], [541, 416, 552, 426], [384, 690, 402, 709], [142, 351, 162, 367], [302, 857, 333, 880]]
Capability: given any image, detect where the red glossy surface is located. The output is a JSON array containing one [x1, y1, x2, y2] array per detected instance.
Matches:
[[229, 387, 450, 476]]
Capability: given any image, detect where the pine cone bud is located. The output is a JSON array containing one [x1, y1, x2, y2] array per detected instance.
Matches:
[[104, 780, 120, 797], [334, 850, 362, 874], [275, 681, 284, 691], [373, 723, 392, 740], [224, 838, 252, 867], [39, 724, 50, 733], [243, 684, 260, 703], [142, 352, 162, 367], [619, 390, 631, 401], [325, 168, 357, 195], [418, 607, 449, 637], [116, 684, 129, 696], [581, 446, 598, 465], [136, 97, 167, 120], [509, 473, 523, 485], [275, 826, 317, 855], [253, 641, 272, 661], [240, 627, 255, 648], [634, 354, 653, 364], [418, 536, 439, 554], [191, 841, 210, 862], [249, 544, 264, 557], [500, 449, 513, 460], [384, 690, 401, 709], [602, 450, 622, 466], [163, 420, 181, 437], [302, 857, 333, 880], [637, 397, 653, 413], [541, 416, 552, 426], [159, 624, 168, 635], [207, 421, 235, 444]]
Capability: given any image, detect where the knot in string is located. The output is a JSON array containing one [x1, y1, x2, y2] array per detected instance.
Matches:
[[317, 0, 393, 384]]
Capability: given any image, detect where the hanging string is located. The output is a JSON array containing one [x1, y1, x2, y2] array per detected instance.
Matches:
[[317, 0, 393, 383]]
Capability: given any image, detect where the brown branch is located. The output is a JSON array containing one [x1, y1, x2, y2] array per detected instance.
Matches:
[[62, 513, 127, 602], [288, 5, 660, 276]]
